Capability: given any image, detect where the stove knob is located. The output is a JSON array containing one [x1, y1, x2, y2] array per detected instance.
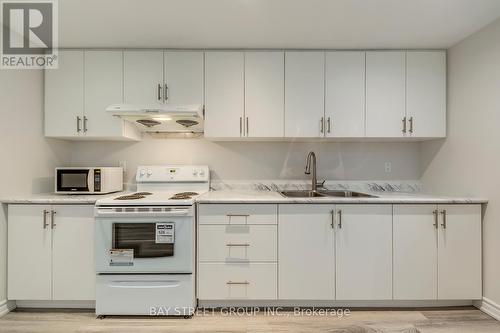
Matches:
[[140, 169, 146, 177], [192, 169, 198, 176], [199, 169, 205, 176], [147, 169, 153, 176]]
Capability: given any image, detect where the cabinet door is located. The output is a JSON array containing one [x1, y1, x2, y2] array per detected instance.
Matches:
[[393, 205, 438, 300], [406, 51, 446, 138], [325, 52, 365, 137], [244, 52, 284, 137], [8, 205, 52, 300], [45, 50, 84, 137], [438, 205, 482, 300], [336, 204, 392, 300], [366, 51, 406, 137], [278, 204, 335, 300], [52, 205, 95, 300], [164, 51, 204, 105], [123, 51, 164, 104], [84, 50, 126, 138], [284, 52, 325, 137], [204, 52, 244, 138]]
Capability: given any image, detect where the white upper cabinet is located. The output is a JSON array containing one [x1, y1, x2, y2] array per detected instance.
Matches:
[[335, 204, 393, 300], [325, 52, 366, 137], [123, 50, 164, 104], [204, 52, 245, 138], [285, 52, 325, 137], [393, 205, 438, 300], [438, 205, 482, 300], [366, 51, 406, 137], [406, 51, 446, 138], [164, 51, 204, 105], [278, 204, 335, 300], [45, 50, 84, 138], [244, 51, 285, 138]]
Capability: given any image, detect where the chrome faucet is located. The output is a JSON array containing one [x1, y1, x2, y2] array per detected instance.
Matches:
[[305, 151, 318, 192]]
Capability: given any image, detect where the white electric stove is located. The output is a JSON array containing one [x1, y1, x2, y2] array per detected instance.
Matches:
[[94, 165, 209, 317]]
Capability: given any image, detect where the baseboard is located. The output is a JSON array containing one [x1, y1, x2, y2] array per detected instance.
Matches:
[[475, 297, 500, 321], [199, 300, 473, 308], [0, 300, 17, 317], [15, 300, 95, 309]]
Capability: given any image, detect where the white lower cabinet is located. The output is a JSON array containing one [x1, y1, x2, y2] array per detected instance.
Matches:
[[278, 204, 335, 300], [335, 204, 393, 300], [393, 204, 482, 300], [8, 204, 95, 301]]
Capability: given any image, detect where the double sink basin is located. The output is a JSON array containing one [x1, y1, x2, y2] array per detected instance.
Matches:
[[279, 190, 377, 198]]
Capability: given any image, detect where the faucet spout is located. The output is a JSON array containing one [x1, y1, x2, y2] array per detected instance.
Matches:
[[305, 151, 317, 191]]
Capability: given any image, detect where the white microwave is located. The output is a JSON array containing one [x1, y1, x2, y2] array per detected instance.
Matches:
[[55, 167, 123, 194]]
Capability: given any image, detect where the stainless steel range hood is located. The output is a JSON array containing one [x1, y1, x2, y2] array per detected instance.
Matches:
[[106, 104, 204, 133]]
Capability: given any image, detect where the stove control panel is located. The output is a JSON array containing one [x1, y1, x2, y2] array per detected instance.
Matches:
[[136, 165, 209, 182]]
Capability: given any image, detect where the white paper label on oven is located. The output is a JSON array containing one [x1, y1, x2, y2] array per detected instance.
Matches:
[[156, 222, 175, 244], [109, 249, 134, 266]]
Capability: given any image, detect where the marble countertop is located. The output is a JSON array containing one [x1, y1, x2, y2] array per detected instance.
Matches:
[[0, 192, 125, 204], [196, 190, 488, 204]]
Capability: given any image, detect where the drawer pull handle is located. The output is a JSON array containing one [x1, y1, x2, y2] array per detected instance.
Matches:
[[226, 243, 250, 247], [226, 214, 250, 217], [226, 281, 250, 285]]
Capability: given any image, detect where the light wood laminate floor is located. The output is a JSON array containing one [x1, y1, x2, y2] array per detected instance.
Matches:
[[1, 307, 499, 332]]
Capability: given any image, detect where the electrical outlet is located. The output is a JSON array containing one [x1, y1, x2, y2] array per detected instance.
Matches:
[[384, 162, 392, 173], [119, 161, 127, 173]]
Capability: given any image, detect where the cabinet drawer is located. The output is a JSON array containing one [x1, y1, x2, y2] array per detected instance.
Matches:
[[198, 263, 277, 300], [199, 225, 277, 262], [198, 204, 277, 225]]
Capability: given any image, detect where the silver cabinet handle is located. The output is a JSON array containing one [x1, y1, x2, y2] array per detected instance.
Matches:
[[337, 209, 342, 229], [327, 117, 331, 134], [246, 117, 249, 137], [226, 281, 250, 285], [226, 214, 250, 217], [51, 210, 56, 229], [226, 243, 250, 247], [433, 209, 439, 229], [164, 84, 168, 101], [157, 83, 162, 101], [320, 117, 324, 134], [440, 210, 447, 229], [330, 210, 335, 229], [76, 116, 81, 133], [43, 209, 49, 229], [402, 116, 407, 134], [409, 117, 414, 134], [239, 117, 242, 136], [83, 116, 88, 132]]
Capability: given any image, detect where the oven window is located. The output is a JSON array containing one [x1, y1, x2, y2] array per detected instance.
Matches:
[[57, 169, 89, 191], [112, 223, 174, 258]]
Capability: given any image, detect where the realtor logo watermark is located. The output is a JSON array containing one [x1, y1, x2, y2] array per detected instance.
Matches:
[[1, 0, 58, 69]]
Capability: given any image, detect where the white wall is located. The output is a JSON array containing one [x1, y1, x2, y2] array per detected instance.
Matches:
[[70, 137, 422, 184], [421, 17, 500, 307], [0, 70, 72, 305]]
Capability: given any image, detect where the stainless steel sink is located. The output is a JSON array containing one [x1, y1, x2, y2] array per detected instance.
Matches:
[[279, 190, 377, 198]]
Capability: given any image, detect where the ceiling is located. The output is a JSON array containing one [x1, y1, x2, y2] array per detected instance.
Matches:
[[59, 0, 500, 49]]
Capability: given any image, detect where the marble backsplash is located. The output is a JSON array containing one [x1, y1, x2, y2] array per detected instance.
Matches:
[[209, 180, 423, 193]]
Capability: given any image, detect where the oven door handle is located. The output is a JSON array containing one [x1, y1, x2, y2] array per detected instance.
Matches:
[[109, 280, 181, 288]]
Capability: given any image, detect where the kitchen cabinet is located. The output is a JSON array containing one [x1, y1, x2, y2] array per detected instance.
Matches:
[[325, 51, 366, 137], [335, 204, 393, 300], [406, 51, 446, 138], [278, 204, 335, 300], [45, 50, 84, 138], [45, 50, 140, 140], [204, 52, 245, 138], [244, 51, 285, 137], [8, 204, 95, 301], [284, 52, 325, 137], [393, 204, 481, 300], [164, 51, 204, 105], [365, 51, 406, 137], [123, 50, 164, 105], [437, 205, 481, 299]]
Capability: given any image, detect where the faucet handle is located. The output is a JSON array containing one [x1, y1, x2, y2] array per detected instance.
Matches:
[[316, 180, 326, 189]]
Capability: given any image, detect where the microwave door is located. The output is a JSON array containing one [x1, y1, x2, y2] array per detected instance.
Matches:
[[57, 169, 90, 192]]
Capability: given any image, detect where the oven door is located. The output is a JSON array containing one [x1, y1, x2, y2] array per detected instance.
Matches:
[[56, 169, 92, 193], [95, 216, 194, 273]]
